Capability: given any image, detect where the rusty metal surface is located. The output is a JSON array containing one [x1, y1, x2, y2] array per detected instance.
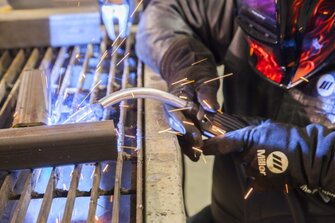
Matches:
[[0, 121, 117, 170], [12, 69, 49, 127]]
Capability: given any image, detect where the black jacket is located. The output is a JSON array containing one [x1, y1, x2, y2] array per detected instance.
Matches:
[[135, 0, 335, 222]]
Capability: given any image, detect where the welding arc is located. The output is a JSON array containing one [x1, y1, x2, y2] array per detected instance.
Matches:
[[0, 121, 117, 170]]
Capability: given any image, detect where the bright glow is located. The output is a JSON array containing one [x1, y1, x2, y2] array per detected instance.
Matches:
[[63, 104, 104, 124], [101, 4, 129, 40]]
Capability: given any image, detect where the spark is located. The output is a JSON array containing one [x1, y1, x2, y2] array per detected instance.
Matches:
[[120, 104, 130, 108], [204, 73, 234, 84], [217, 109, 223, 114], [95, 65, 102, 73], [125, 134, 136, 139], [96, 50, 108, 69], [244, 187, 254, 200], [250, 47, 254, 56], [191, 58, 208, 66], [75, 53, 80, 60], [81, 72, 86, 79], [131, 92, 135, 98], [202, 155, 207, 164], [165, 130, 183, 136], [115, 128, 120, 136], [112, 30, 124, 47], [111, 38, 127, 56], [63, 184, 67, 190], [171, 78, 188, 85], [130, 0, 143, 17], [63, 88, 68, 100], [212, 125, 226, 135], [103, 164, 109, 173], [285, 184, 289, 194], [182, 121, 194, 126], [202, 100, 212, 110], [110, 195, 113, 203], [300, 76, 309, 83], [77, 80, 102, 109], [158, 128, 172, 133], [179, 95, 188, 100], [120, 146, 138, 150], [95, 216, 99, 221], [168, 107, 192, 112], [180, 80, 195, 86], [204, 114, 213, 125], [116, 52, 130, 66], [192, 147, 203, 153]]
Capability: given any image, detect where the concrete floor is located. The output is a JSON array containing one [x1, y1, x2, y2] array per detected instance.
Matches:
[[184, 155, 214, 216]]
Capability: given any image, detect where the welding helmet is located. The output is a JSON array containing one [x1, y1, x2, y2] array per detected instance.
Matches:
[[236, 0, 335, 88]]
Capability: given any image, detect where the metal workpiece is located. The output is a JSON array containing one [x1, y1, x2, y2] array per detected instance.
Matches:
[[0, 121, 117, 170], [12, 69, 49, 127], [99, 87, 190, 109]]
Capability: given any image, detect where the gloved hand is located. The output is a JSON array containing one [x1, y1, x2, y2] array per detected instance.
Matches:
[[203, 120, 303, 190], [160, 37, 220, 161]]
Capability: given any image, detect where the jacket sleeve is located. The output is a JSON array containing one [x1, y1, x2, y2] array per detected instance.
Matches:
[[135, 0, 236, 73]]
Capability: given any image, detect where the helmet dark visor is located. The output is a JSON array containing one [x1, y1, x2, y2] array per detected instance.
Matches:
[[237, 0, 335, 88]]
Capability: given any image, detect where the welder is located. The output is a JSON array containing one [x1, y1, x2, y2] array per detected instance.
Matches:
[[135, 0, 335, 222]]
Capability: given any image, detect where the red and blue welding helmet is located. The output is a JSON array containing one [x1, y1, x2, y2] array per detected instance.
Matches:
[[237, 0, 335, 88]]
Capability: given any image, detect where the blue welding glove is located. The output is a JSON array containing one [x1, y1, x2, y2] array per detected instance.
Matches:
[[203, 120, 335, 201], [160, 37, 220, 161]]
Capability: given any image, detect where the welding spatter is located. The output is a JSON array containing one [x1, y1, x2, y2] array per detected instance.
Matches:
[[64, 88, 247, 137]]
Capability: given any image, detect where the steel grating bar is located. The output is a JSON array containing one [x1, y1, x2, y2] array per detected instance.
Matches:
[[89, 41, 106, 104], [86, 163, 102, 222], [103, 40, 119, 120], [39, 47, 54, 72], [90, 46, 102, 103], [1, 49, 25, 87], [112, 29, 133, 223], [0, 49, 39, 128], [72, 44, 93, 109], [62, 164, 83, 223], [22, 48, 40, 71], [0, 51, 11, 78], [55, 46, 80, 117], [0, 23, 141, 222], [36, 168, 59, 223], [50, 47, 68, 90], [0, 173, 16, 218], [0, 50, 25, 104], [136, 60, 143, 223], [10, 169, 41, 223]]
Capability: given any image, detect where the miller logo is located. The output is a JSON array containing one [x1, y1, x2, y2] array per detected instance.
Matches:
[[257, 150, 288, 176], [266, 151, 288, 174], [317, 74, 335, 97]]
